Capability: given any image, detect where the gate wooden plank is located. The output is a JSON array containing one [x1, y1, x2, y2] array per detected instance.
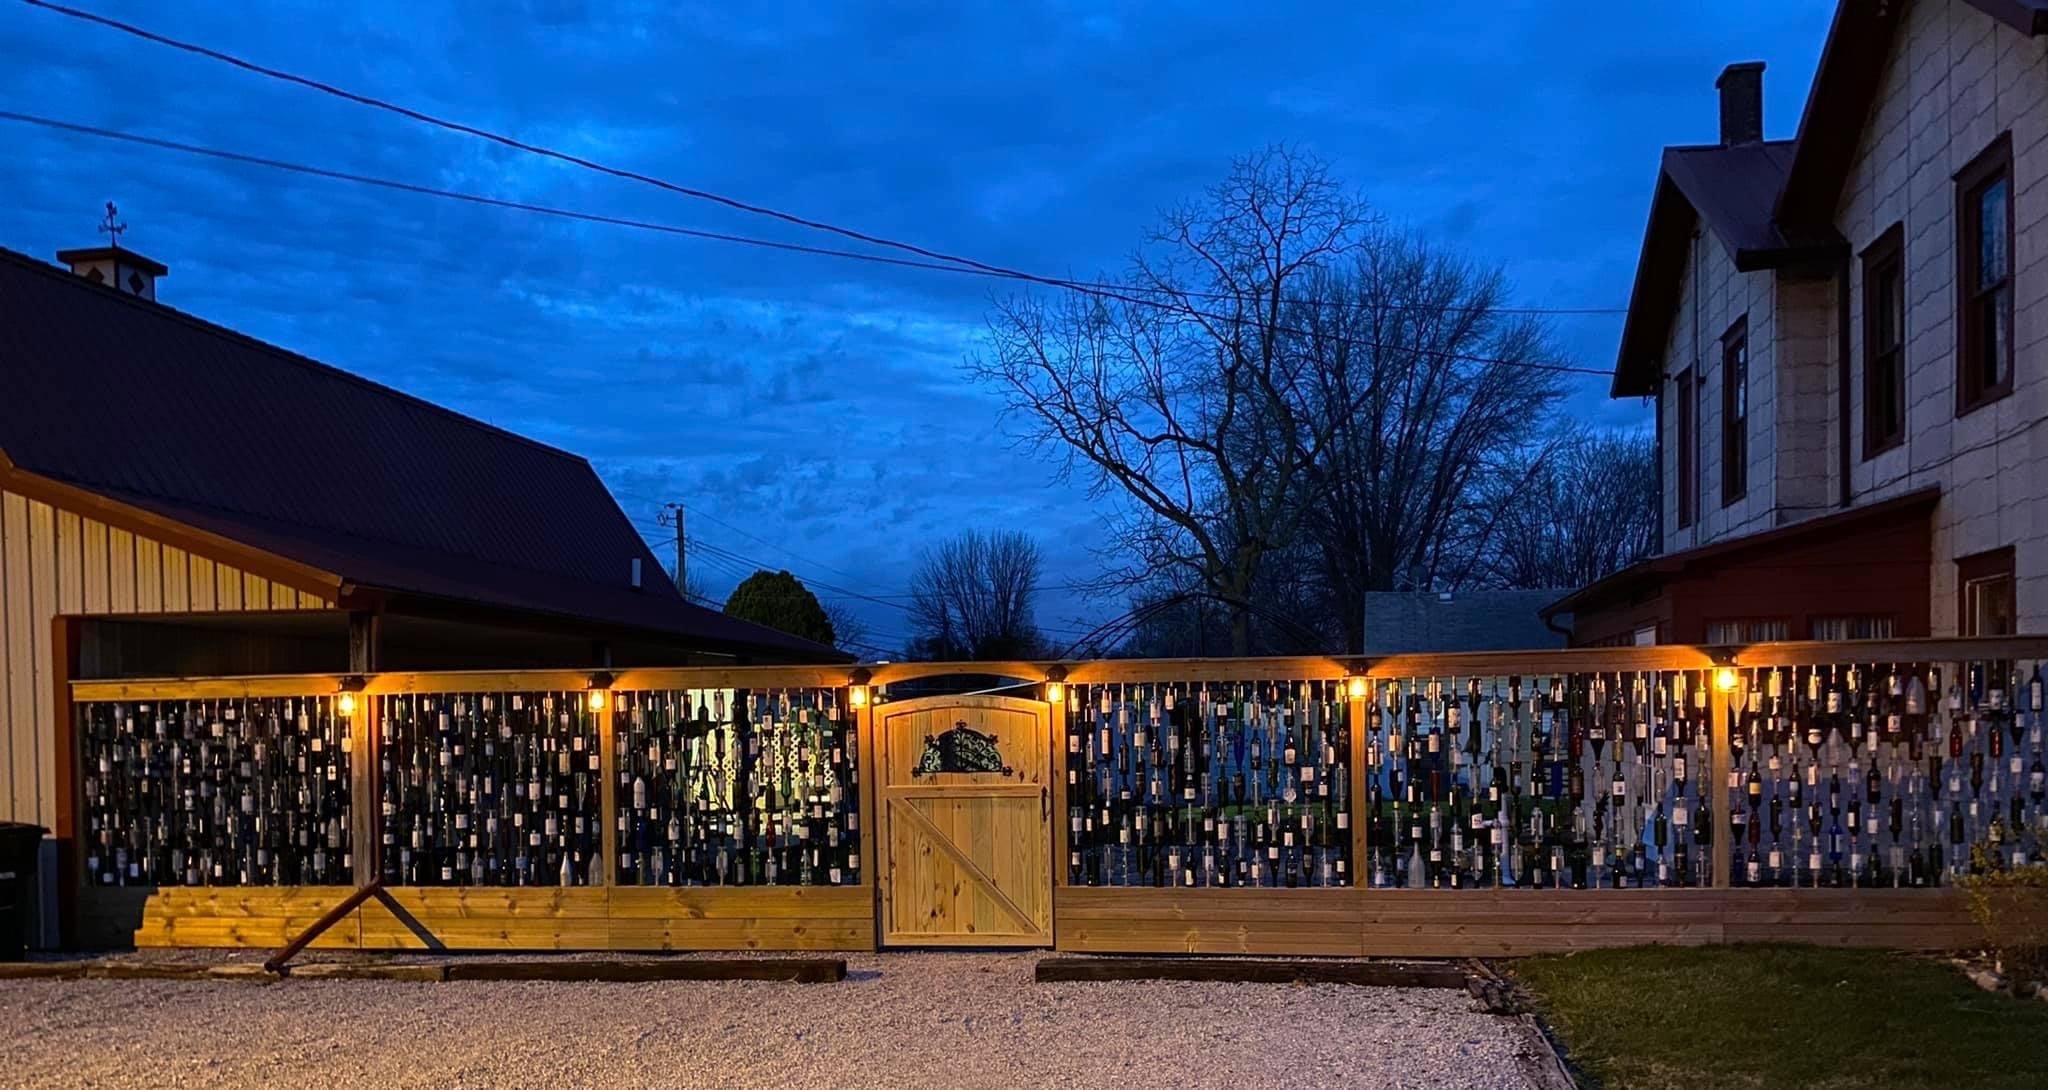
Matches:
[[888, 795, 1039, 934]]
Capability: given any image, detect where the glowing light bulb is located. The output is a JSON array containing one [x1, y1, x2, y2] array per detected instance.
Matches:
[[849, 685, 870, 709], [1046, 681, 1065, 704], [587, 689, 607, 712], [337, 692, 358, 717], [1346, 677, 1368, 700], [1714, 667, 1739, 694]]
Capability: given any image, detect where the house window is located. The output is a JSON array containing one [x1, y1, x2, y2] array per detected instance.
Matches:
[[1958, 547, 2016, 636], [1957, 134, 2015, 414], [1721, 318, 1748, 505], [1675, 367, 1697, 528], [1861, 223, 1906, 456], [1811, 615, 1896, 641], [1704, 619, 1790, 644]]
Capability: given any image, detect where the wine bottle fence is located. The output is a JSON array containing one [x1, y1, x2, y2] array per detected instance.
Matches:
[[613, 687, 859, 888], [79, 697, 353, 888], [69, 655, 2048, 895], [377, 690, 602, 887], [1066, 680, 1355, 888], [1720, 660, 2047, 889]]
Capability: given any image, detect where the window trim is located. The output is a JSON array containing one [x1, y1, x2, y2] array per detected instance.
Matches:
[[1720, 316, 1748, 507], [1957, 546, 2017, 637], [1675, 366, 1697, 529], [1861, 222, 1906, 458], [1955, 132, 2015, 417]]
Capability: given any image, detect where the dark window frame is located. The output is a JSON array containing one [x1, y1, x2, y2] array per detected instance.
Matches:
[[1957, 546, 2017, 637], [1861, 223, 1906, 458], [1720, 317, 1748, 506], [1956, 133, 2015, 416], [1675, 366, 1697, 529]]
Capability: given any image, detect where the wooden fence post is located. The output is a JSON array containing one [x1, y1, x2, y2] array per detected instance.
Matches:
[[1708, 671, 1733, 890], [856, 691, 879, 950], [351, 695, 378, 887], [49, 615, 81, 948], [596, 693, 617, 888], [1349, 686, 1368, 887]]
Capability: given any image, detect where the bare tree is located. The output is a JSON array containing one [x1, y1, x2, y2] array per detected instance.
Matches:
[[974, 147, 1372, 654], [1291, 234, 1567, 651], [820, 600, 874, 657], [908, 531, 1045, 660], [1477, 425, 1657, 590]]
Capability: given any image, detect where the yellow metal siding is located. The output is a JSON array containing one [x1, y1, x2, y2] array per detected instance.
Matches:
[[0, 487, 333, 827]]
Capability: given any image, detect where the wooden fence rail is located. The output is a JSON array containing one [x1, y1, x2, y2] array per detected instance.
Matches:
[[60, 636, 2048, 956]]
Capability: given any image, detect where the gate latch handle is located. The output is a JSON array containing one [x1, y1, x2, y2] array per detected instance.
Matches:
[[1041, 784, 1049, 821]]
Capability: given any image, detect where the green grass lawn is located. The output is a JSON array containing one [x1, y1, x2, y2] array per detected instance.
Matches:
[[1512, 944, 2048, 1090]]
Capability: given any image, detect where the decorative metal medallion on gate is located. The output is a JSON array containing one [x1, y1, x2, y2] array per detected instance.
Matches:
[[913, 722, 1013, 776]]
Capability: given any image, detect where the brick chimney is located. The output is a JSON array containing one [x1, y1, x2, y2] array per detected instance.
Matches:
[[55, 202, 166, 301], [1716, 62, 1765, 146]]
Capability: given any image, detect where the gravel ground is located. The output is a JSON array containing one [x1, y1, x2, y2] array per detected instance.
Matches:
[[0, 952, 1550, 1089]]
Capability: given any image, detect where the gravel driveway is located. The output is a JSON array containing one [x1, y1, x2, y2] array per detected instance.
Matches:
[[0, 952, 1550, 1089]]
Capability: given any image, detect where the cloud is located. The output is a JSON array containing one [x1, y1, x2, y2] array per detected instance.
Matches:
[[0, 0, 1836, 638]]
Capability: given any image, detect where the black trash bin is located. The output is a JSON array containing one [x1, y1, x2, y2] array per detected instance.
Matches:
[[0, 821, 47, 961]]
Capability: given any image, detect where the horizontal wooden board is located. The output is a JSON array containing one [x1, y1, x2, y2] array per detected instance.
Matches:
[[1036, 956, 1464, 988], [607, 885, 873, 920], [1055, 887, 1992, 958], [442, 958, 847, 983]]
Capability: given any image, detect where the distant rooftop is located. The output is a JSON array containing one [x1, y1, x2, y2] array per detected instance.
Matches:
[[1362, 590, 1567, 655]]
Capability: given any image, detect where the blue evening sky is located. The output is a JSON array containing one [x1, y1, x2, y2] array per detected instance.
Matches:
[[0, 1, 1836, 653]]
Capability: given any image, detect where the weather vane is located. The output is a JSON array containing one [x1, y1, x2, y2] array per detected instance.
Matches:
[[98, 201, 126, 249]]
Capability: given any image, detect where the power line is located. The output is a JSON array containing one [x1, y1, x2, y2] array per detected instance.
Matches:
[[19, 0, 1626, 321], [1, 109, 1613, 378], [0, 110, 1615, 381]]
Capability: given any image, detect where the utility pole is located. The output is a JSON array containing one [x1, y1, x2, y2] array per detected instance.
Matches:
[[657, 503, 687, 596]]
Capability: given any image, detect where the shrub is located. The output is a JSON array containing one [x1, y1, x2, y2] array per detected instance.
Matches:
[[1961, 853, 2048, 980]]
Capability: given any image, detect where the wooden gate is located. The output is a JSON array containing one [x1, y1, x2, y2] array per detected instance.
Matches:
[[877, 694, 1052, 946]]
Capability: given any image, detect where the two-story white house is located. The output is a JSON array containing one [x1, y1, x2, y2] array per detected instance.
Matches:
[[1548, 0, 2048, 647]]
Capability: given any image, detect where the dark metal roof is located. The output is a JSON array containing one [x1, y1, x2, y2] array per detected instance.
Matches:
[[1363, 591, 1568, 655], [0, 245, 842, 661]]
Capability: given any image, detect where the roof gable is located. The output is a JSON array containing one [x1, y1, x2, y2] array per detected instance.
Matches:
[[1610, 141, 1844, 397], [1778, 0, 2044, 230], [0, 246, 839, 660]]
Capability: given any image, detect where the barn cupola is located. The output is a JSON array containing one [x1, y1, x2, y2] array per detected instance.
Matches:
[[56, 201, 167, 301]]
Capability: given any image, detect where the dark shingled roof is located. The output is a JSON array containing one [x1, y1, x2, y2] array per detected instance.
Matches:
[[1620, 0, 2047, 398], [1611, 141, 1846, 398], [0, 245, 841, 661], [1362, 591, 1567, 655]]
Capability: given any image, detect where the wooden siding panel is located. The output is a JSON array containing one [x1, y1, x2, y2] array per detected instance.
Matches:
[[27, 500, 58, 829], [160, 547, 189, 612], [0, 493, 24, 822], [54, 509, 82, 615], [81, 518, 108, 614], [215, 564, 242, 611], [187, 555, 215, 611], [106, 527, 136, 614], [133, 538, 161, 613]]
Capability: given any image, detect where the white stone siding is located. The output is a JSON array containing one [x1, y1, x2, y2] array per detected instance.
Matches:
[[1835, 0, 2048, 634], [1658, 229, 1780, 555]]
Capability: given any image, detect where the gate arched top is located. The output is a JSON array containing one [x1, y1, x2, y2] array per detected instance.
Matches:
[[872, 692, 1050, 716], [864, 661, 1049, 687]]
